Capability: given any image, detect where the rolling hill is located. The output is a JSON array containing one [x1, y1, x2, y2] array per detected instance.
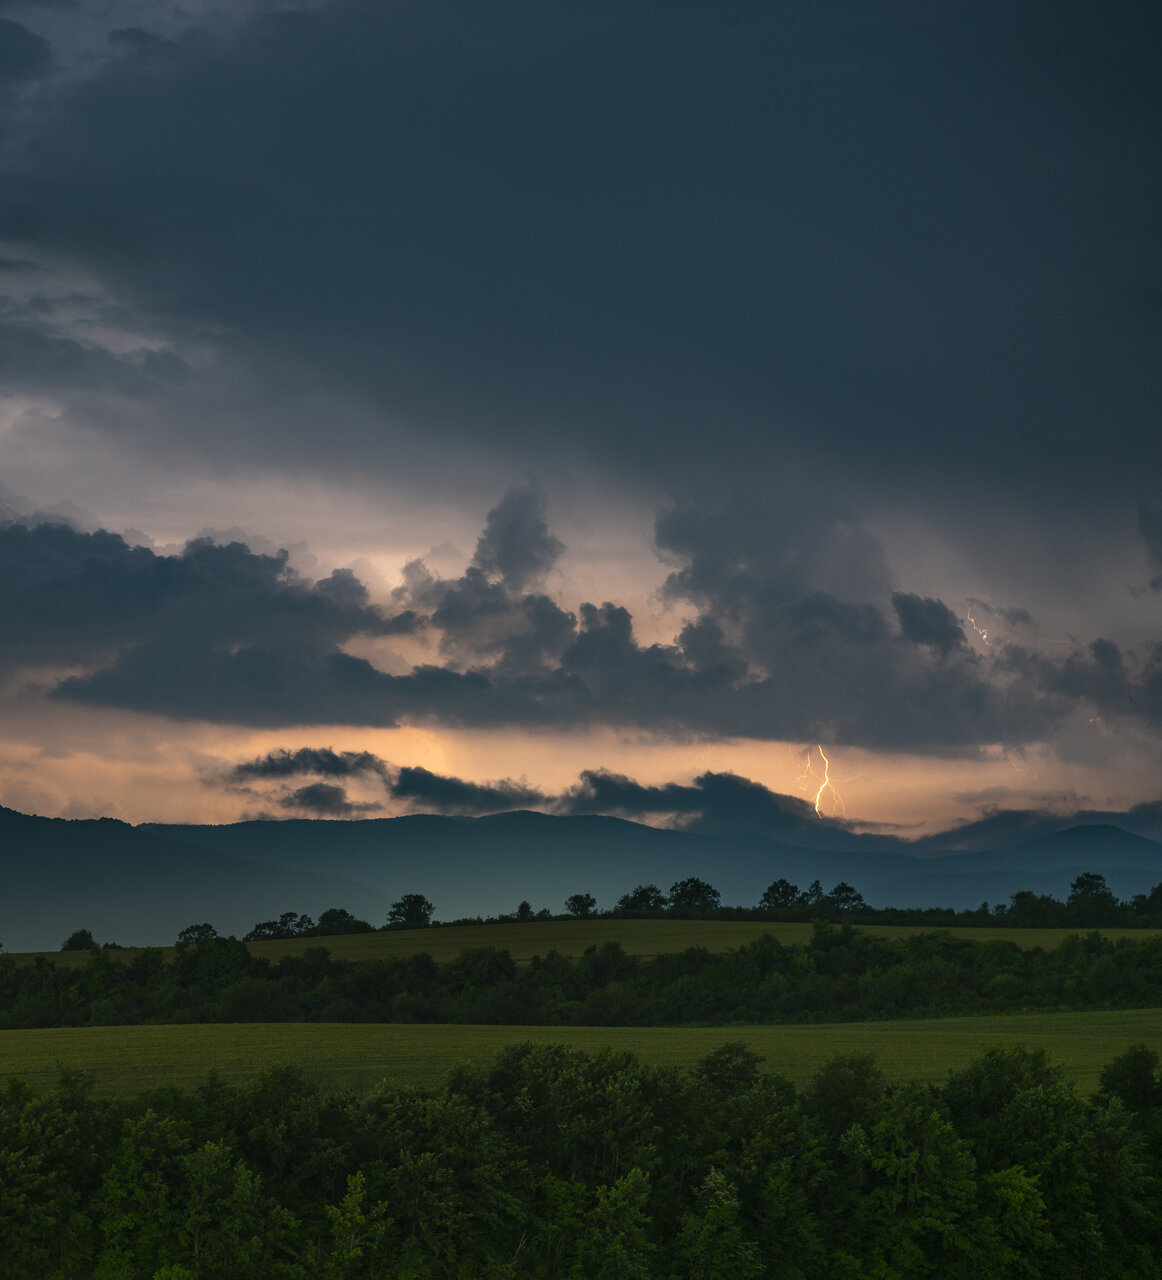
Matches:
[[5, 804, 1162, 950], [146, 810, 1162, 922], [0, 806, 390, 951]]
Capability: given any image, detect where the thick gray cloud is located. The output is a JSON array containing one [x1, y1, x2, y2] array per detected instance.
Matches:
[[2, 0, 1156, 536], [221, 753, 1162, 849], [470, 484, 563, 594], [0, 3, 1158, 786], [0, 19, 51, 85], [0, 519, 412, 675], [1, 483, 1154, 747], [390, 765, 545, 816], [230, 747, 389, 782], [1140, 505, 1162, 590], [278, 781, 380, 817], [892, 593, 967, 655], [227, 747, 545, 816], [558, 767, 878, 850]]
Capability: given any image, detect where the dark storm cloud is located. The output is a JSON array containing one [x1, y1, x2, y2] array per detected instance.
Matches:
[[891, 593, 967, 655], [0, 19, 51, 84], [390, 765, 545, 816], [559, 767, 872, 849], [230, 747, 389, 782], [0, 518, 412, 674], [967, 599, 1035, 632], [278, 782, 380, 817], [2, 0, 1157, 536], [470, 484, 563, 593], [390, 484, 572, 669], [17, 485, 1160, 747], [226, 754, 1162, 849], [1139, 505, 1162, 590], [0, 318, 189, 396]]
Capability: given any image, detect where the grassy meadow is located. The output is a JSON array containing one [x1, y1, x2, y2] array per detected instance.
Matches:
[[13, 917, 1162, 969], [2, 1007, 1158, 1098]]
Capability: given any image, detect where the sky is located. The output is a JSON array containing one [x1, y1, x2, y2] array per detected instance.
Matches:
[[0, 0, 1159, 843]]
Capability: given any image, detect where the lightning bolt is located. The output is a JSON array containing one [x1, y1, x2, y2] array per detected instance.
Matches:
[[967, 608, 989, 646], [797, 744, 846, 818]]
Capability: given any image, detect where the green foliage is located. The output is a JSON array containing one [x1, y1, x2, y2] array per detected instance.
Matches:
[[1099, 1042, 1162, 1112], [319, 1171, 391, 1279], [1, 1043, 1161, 1278], [671, 1168, 762, 1280], [6, 924, 1162, 1038]]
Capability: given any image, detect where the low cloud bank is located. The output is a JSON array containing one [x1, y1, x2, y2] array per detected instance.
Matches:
[[3, 486, 1160, 752]]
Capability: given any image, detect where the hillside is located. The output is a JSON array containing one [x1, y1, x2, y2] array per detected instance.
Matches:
[[0, 806, 389, 951], [146, 810, 1162, 919]]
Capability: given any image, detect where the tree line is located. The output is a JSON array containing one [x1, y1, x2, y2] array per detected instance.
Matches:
[[3, 1039, 1160, 1279], [8, 922, 1162, 1030], [52, 869, 1162, 955]]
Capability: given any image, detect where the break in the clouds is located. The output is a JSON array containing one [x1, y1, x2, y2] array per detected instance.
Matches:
[[0, 1, 1158, 827]]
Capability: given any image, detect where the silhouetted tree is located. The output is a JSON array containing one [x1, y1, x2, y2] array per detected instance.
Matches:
[[668, 877, 722, 915], [1001, 889, 1063, 927], [565, 893, 597, 919], [828, 882, 865, 912], [515, 900, 534, 922], [799, 880, 824, 907], [615, 884, 668, 913], [313, 907, 373, 935], [1067, 871, 1119, 925], [61, 929, 95, 951], [176, 923, 218, 948], [759, 878, 799, 911], [387, 894, 434, 928], [245, 912, 314, 942]]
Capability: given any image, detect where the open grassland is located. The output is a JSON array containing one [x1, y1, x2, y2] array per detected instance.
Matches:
[[13, 918, 1162, 968], [1, 1008, 1158, 1098]]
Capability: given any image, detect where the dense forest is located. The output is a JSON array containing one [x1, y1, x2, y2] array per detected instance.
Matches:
[[5, 923, 1162, 1030], [3, 1040, 1161, 1279]]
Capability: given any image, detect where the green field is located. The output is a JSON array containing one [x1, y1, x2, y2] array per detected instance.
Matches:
[[2, 1008, 1157, 1098], [14, 917, 1162, 969]]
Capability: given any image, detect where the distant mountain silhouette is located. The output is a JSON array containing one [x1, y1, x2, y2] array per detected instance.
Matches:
[[5, 804, 1162, 950], [0, 806, 390, 951], [146, 810, 1162, 923], [917, 806, 1162, 852]]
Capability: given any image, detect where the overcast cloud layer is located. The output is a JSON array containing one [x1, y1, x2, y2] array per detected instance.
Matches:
[[0, 0, 1158, 830]]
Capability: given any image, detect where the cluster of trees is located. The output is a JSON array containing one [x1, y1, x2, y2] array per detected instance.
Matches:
[[10, 923, 1162, 1030], [52, 870, 1162, 953], [612, 872, 1162, 928], [2, 1040, 1160, 1278], [238, 896, 435, 943]]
